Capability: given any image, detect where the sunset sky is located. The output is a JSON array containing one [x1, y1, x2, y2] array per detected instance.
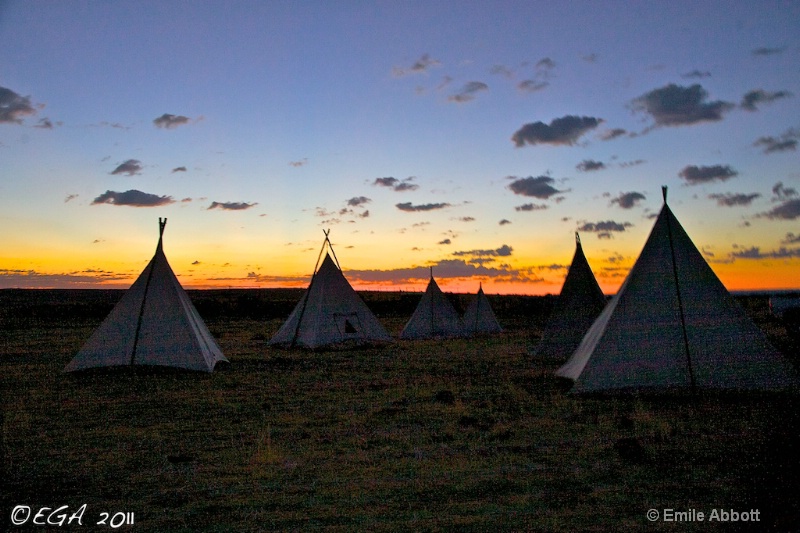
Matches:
[[1, 1, 798, 294]]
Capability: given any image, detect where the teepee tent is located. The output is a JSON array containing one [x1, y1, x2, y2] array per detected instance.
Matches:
[[65, 219, 227, 373], [534, 233, 606, 358], [269, 231, 392, 349], [463, 284, 502, 336], [557, 188, 794, 392], [400, 272, 464, 339]]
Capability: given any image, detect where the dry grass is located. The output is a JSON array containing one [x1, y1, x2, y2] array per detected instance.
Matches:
[[1, 289, 799, 531]]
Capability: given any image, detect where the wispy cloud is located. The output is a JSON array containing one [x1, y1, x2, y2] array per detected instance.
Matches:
[[631, 84, 734, 128], [289, 158, 308, 167], [515, 203, 548, 211], [730, 246, 800, 259], [392, 53, 441, 77], [0, 86, 39, 124], [599, 128, 630, 141], [740, 89, 792, 111], [499, 219, 511, 225], [373, 176, 419, 192], [773, 182, 798, 200], [753, 129, 799, 154], [110, 159, 143, 176], [681, 70, 711, 79], [507, 175, 565, 199], [346, 196, 371, 207], [610, 191, 646, 209], [153, 113, 192, 129], [452, 244, 513, 258], [517, 79, 549, 93], [172, 166, 187, 173], [92, 189, 174, 207], [577, 159, 605, 172], [759, 199, 800, 220], [64, 194, 79, 203], [208, 201, 258, 211], [448, 81, 489, 103], [396, 202, 451, 212], [512, 115, 602, 147], [752, 46, 786, 56], [577, 220, 633, 239], [782, 232, 800, 245], [708, 192, 761, 207], [678, 164, 738, 185]]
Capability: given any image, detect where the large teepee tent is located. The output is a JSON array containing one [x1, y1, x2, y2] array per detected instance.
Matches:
[[65, 219, 228, 373], [463, 284, 502, 336], [534, 233, 606, 359], [557, 188, 794, 392], [269, 231, 392, 349], [400, 272, 464, 339]]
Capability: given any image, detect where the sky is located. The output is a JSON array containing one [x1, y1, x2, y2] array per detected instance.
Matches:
[[1, 0, 799, 295]]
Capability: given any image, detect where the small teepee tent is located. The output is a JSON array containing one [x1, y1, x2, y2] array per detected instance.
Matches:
[[463, 284, 502, 336], [534, 233, 606, 358], [65, 219, 227, 373], [400, 271, 464, 339], [557, 188, 794, 392], [269, 231, 392, 349]]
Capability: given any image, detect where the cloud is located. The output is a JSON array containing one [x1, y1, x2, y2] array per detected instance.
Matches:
[[752, 46, 786, 56], [517, 79, 549, 93], [172, 166, 187, 173], [599, 128, 629, 141], [577, 159, 605, 172], [499, 219, 511, 225], [577, 220, 633, 238], [64, 194, 78, 203], [610, 191, 646, 209], [0, 86, 38, 124], [515, 203, 548, 211], [153, 113, 191, 129], [207, 201, 258, 211], [631, 84, 734, 127], [678, 164, 738, 185], [448, 81, 489, 103], [507, 175, 565, 199], [343, 258, 535, 285], [512, 115, 602, 147], [773, 182, 798, 199], [396, 202, 450, 212], [730, 246, 800, 259], [110, 159, 143, 176], [456, 216, 475, 222], [759, 199, 800, 220], [682, 70, 711, 79], [373, 176, 419, 192], [782, 232, 800, 245], [33, 117, 59, 129], [289, 158, 308, 167], [619, 159, 646, 168], [490, 64, 515, 78], [392, 53, 441, 77], [754, 129, 799, 154], [453, 244, 513, 258], [438, 238, 451, 245], [741, 89, 792, 111], [346, 196, 371, 207], [708, 192, 761, 207], [92, 189, 175, 207], [536, 57, 556, 70]]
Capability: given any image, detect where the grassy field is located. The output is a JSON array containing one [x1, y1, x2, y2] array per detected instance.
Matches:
[[1, 289, 799, 531]]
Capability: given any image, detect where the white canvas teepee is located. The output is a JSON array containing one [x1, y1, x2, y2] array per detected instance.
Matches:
[[534, 233, 606, 358], [400, 272, 464, 339], [557, 188, 794, 392], [463, 284, 502, 336], [65, 219, 227, 373], [269, 232, 392, 349]]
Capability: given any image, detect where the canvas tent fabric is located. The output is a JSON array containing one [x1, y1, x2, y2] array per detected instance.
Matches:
[[463, 285, 502, 336], [65, 219, 227, 373], [400, 275, 464, 339], [269, 240, 392, 349], [534, 233, 606, 359], [557, 189, 794, 392]]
